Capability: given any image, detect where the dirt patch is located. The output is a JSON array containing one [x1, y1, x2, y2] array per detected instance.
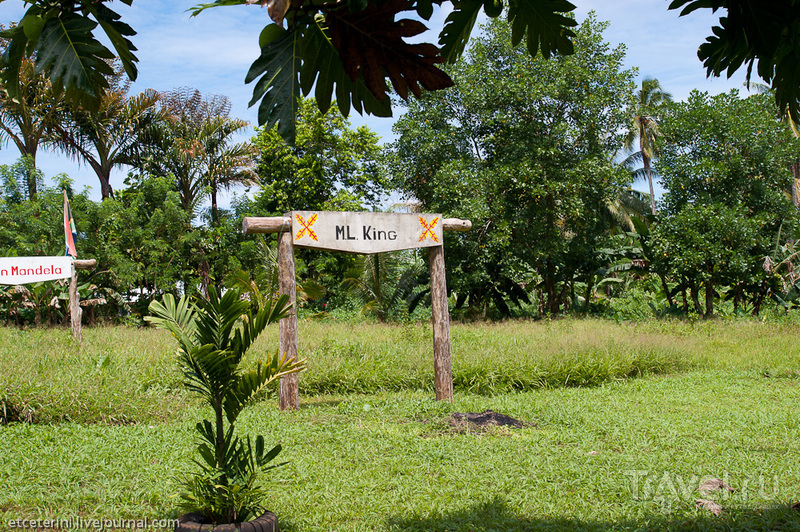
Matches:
[[447, 409, 533, 434]]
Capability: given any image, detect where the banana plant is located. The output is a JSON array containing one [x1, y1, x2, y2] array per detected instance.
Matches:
[[146, 287, 306, 524]]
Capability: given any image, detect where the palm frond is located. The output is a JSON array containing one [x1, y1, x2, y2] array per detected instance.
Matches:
[[223, 350, 306, 424], [146, 293, 197, 352]]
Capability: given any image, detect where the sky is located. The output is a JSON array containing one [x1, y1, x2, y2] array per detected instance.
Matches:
[[0, 0, 752, 203]]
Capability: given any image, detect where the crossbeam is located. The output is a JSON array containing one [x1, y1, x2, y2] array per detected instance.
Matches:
[[243, 216, 472, 234]]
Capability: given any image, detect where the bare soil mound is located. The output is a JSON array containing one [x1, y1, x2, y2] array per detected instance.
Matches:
[[448, 409, 532, 433]]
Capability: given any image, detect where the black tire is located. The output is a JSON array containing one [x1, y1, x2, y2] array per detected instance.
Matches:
[[175, 511, 279, 532]]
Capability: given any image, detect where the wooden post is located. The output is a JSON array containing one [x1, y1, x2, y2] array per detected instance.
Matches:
[[68, 259, 97, 343], [429, 245, 454, 401], [242, 214, 470, 406], [278, 229, 299, 411], [69, 261, 82, 343]]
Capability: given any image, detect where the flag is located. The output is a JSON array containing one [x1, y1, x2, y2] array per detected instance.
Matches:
[[64, 190, 77, 258]]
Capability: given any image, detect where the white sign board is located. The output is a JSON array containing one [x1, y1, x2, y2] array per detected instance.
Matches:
[[290, 211, 444, 254], [0, 256, 73, 285]]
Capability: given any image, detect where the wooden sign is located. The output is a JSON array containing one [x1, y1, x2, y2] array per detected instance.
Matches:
[[243, 212, 473, 410], [0, 256, 73, 285], [291, 211, 444, 254]]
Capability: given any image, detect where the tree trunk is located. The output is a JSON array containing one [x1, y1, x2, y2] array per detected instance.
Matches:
[[753, 280, 769, 316], [98, 171, 114, 200], [689, 282, 703, 314], [26, 158, 37, 200], [681, 280, 689, 312], [644, 154, 656, 215], [659, 273, 674, 307], [210, 185, 219, 225], [544, 269, 558, 315], [704, 271, 714, 318], [585, 273, 594, 310]]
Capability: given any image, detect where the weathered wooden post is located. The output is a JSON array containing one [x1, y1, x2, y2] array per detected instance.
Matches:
[[277, 229, 299, 410], [429, 244, 453, 401], [243, 212, 471, 410], [242, 216, 299, 411], [71, 259, 97, 343]]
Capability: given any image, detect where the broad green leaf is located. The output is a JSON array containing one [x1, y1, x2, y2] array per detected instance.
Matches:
[[347, 0, 369, 13], [91, 3, 139, 81], [259, 23, 286, 48], [506, 0, 577, 58], [300, 15, 392, 117], [246, 26, 302, 143], [439, 0, 483, 63], [0, 25, 28, 102], [34, 13, 114, 111], [414, 0, 435, 20], [667, 0, 718, 17]]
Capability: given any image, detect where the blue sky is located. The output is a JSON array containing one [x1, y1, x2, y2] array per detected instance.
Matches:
[[0, 0, 750, 203]]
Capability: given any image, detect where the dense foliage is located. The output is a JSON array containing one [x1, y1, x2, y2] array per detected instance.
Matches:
[[650, 90, 800, 317], [4, 1, 800, 143], [2, 11, 800, 325], [389, 15, 635, 316]]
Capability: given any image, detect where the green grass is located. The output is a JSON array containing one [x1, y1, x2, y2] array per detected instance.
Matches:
[[1, 318, 799, 530]]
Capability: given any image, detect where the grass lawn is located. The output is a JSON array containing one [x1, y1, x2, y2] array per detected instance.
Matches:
[[1, 318, 799, 531]]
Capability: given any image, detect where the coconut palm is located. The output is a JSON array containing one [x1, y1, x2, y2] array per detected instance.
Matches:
[[55, 85, 162, 199], [605, 187, 651, 233], [0, 56, 64, 199], [623, 78, 672, 215], [142, 89, 256, 218]]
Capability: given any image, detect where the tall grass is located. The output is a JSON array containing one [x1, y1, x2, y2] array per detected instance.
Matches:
[[297, 319, 691, 394], [0, 327, 188, 424], [2, 317, 798, 424]]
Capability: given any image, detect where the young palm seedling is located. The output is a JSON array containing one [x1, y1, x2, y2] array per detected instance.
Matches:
[[147, 287, 305, 525]]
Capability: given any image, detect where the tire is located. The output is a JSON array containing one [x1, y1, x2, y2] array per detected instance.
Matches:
[[175, 511, 279, 532]]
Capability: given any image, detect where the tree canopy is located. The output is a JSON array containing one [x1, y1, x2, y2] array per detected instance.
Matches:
[[389, 14, 634, 316], [5, 0, 800, 142]]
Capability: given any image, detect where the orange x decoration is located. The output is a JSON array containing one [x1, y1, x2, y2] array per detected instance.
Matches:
[[418, 216, 440, 243], [295, 213, 319, 241]]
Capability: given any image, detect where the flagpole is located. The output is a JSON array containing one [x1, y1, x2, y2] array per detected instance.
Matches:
[[64, 190, 81, 343], [69, 259, 81, 343]]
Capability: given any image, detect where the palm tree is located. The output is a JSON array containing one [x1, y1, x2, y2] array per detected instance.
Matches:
[[143, 89, 256, 218], [0, 57, 64, 199], [55, 86, 162, 199], [199, 116, 257, 224], [623, 78, 672, 215], [605, 187, 651, 233], [146, 288, 305, 524]]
